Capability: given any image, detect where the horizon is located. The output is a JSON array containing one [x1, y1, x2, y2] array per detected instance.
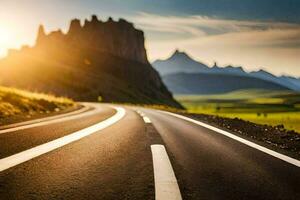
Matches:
[[0, 0, 299, 76], [1, 1, 300, 198]]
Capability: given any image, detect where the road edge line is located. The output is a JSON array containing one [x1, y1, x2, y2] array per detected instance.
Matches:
[[0, 106, 126, 172], [0, 104, 109, 134], [0, 106, 90, 132], [160, 111, 300, 168]]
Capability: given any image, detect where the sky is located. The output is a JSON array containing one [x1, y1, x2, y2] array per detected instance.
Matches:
[[0, 0, 299, 76]]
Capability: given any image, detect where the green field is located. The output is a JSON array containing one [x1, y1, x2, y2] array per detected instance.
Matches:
[[176, 89, 300, 133]]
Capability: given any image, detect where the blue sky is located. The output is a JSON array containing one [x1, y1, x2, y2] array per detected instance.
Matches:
[[0, 0, 299, 76], [54, 0, 300, 22]]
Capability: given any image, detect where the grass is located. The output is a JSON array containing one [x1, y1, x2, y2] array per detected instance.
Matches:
[[0, 86, 75, 125], [175, 89, 300, 133]]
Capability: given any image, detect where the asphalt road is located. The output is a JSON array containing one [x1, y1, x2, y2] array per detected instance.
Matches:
[[0, 103, 299, 200]]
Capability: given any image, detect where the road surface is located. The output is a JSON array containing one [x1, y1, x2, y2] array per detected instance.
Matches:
[[0, 103, 299, 200]]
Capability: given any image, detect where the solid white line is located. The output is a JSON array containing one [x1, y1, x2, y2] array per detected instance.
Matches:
[[160, 111, 300, 168], [0, 105, 103, 135], [151, 145, 182, 200], [143, 116, 152, 124], [0, 106, 126, 172], [0, 106, 90, 131]]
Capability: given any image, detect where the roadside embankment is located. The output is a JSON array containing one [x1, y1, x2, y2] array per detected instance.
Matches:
[[0, 86, 78, 126]]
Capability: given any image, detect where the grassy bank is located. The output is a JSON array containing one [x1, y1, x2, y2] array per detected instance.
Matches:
[[176, 89, 300, 133], [0, 86, 76, 125]]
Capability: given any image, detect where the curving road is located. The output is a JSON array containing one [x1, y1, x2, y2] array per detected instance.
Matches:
[[0, 103, 299, 200]]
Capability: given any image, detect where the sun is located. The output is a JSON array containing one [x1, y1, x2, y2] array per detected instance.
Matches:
[[0, 26, 12, 46], [0, 25, 15, 57]]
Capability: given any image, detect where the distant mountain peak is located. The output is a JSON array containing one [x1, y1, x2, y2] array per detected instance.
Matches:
[[174, 49, 183, 54], [153, 49, 300, 92], [152, 50, 210, 75], [212, 62, 218, 68], [170, 49, 191, 60]]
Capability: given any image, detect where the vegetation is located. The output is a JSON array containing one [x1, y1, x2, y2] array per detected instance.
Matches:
[[176, 89, 300, 133], [0, 86, 75, 125]]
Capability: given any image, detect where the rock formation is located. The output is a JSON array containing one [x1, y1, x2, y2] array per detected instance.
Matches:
[[35, 15, 148, 64], [0, 15, 181, 108]]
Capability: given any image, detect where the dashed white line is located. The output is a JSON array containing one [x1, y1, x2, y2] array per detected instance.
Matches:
[[0, 106, 126, 172], [136, 110, 151, 123], [143, 116, 152, 124], [160, 110, 300, 168], [151, 145, 182, 200], [139, 112, 145, 117]]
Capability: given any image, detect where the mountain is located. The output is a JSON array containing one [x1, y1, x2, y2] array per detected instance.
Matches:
[[250, 70, 300, 91], [153, 50, 210, 75], [152, 50, 246, 76], [152, 50, 300, 94], [210, 63, 246, 76], [0, 15, 182, 108], [279, 76, 300, 91], [163, 73, 289, 94]]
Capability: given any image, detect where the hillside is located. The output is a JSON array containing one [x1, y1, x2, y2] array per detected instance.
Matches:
[[153, 50, 300, 93], [0, 86, 75, 125], [0, 15, 181, 108], [163, 72, 289, 94]]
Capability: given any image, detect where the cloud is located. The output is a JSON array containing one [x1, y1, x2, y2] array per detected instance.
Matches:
[[132, 12, 300, 44], [129, 13, 300, 76]]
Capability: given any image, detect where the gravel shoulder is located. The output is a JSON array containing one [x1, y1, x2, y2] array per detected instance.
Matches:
[[181, 112, 300, 160]]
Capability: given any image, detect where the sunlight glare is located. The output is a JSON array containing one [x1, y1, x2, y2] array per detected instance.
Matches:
[[0, 25, 15, 57], [0, 26, 12, 45]]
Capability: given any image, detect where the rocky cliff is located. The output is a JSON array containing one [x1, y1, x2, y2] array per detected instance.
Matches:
[[0, 15, 182, 108], [35, 15, 148, 64]]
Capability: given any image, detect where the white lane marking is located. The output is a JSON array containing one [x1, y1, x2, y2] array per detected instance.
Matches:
[[138, 111, 145, 117], [143, 116, 152, 124], [136, 110, 150, 123], [0, 105, 103, 135], [161, 111, 300, 168], [0, 106, 90, 131], [0, 106, 125, 172], [151, 145, 182, 200]]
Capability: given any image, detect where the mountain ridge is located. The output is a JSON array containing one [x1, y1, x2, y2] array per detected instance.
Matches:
[[162, 72, 290, 94], [153, 50, 300, 93]]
